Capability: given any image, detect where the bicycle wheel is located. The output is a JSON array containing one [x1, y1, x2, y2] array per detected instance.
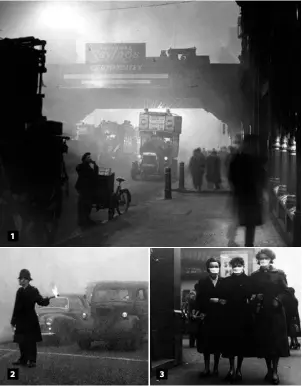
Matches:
[[117, 189, 131, 214]]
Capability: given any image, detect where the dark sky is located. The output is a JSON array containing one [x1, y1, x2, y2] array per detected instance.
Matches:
[[0, 1, 241, 62]]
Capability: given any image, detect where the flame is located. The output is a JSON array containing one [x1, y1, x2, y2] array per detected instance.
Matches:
[[52, 285, 59, 298]]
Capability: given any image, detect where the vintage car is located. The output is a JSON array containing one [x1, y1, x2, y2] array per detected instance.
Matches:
[[36, 294, 90, 344], [76, 281, 148, 351]]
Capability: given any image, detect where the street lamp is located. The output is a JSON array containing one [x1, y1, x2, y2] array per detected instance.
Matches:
[[37, 3, 85, 32]]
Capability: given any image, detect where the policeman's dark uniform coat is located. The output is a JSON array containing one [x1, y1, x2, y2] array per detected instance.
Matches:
[[220, 273, 254, 358], [195, 275, 225, 354], [249, 266, 292, 358], [11, 272, 49, 364]]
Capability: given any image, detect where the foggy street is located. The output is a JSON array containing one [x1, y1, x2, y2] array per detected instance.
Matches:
[[0, 341, 148, 385], [54, 154, 166, 246], [0, 1, 299, 247], [58, 189, 285, 247], [0, 249, 149, 385]]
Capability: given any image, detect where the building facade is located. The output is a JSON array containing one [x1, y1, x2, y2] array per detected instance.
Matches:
[[236, 1, 301, 246]]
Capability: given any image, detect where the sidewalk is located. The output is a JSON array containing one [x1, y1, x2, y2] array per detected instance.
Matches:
[[151, 340, 301, 385], [101, 188, 286, 247]]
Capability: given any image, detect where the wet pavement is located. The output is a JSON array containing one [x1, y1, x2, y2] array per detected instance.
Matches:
[[60, 184, 285, 247], [0, 341, 148, 385], [151, 339, 300, 385]]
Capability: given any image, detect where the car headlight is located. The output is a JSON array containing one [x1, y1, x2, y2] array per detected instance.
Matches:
[[45, 318, 53, 326], [82, 312, 88, 320], [122, 312, 128, 318]]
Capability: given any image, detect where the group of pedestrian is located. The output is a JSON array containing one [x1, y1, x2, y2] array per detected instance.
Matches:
[[189, 135, 268, 248], [185, 249, 300, 385], [189, 147, 222, 192]]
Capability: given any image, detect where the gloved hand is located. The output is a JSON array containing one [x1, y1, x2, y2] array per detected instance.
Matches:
[[272, 298, 280, 308]]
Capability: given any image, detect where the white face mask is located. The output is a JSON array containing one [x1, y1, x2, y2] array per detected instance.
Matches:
[[259, 258, 270, 267], [233, 267, 244, 274], [209, 268, 219, 274]]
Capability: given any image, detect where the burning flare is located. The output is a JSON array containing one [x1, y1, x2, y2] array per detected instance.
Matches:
[[52, 285, 59, 298]]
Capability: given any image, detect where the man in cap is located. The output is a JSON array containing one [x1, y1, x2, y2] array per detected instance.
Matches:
[[75, 152, 99, 228], [11, 269, 51, 368]]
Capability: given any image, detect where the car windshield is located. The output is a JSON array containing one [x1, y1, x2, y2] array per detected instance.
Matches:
[[142, 155, 157, 164], [94, 289, 130, 302], [39, 297, 69, 308]]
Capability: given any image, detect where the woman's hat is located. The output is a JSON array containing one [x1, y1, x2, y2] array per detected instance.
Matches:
[[18, 269, 32, 281]]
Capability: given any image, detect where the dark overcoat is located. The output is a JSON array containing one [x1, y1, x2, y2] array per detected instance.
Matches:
[[75, 162, 99, 197], [195, 276, 225, 354], [220, 273, 255, 358], [249, 266, 292, 358], [206, 154, 221, 185], [187, 297, 199, 335], [11, 285, 50, 343], [228, 153, 267, 227]]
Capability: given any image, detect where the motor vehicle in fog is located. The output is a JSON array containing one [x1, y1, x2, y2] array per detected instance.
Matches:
[[131, 108, 182, 180], [76, 281, 148, 350], [36, 294, 90, 344]]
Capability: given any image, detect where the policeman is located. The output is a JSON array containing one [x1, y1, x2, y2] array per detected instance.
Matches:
[[11, 269, 50, 368]]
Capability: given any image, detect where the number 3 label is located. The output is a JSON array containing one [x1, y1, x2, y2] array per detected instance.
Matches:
[[156, 368, 168, 380]]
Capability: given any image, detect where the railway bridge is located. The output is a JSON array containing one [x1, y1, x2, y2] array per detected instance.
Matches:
[[43, 49, 243, 136]]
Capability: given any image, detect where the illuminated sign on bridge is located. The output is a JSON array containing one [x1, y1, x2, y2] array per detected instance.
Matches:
[[62, 71, 170, 88]]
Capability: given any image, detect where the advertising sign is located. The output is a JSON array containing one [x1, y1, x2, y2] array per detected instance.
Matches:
[[149, 115, 166, 131], [139, 113, 149, 130], [85, 43, 146, 65], [165, 115, 174, 133]]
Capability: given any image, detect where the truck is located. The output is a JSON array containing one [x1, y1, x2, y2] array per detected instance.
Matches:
[[131, 108, 182, 180]]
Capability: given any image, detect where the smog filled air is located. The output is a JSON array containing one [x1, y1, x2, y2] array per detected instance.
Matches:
[[0, 248, 149, 344]]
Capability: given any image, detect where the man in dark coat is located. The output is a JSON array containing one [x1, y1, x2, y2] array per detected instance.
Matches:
[[220, 257, 254, 382], [195, 257, 226, 377], [249, 249, 293, 385], [189, 148, 206, 192], [228, 134, 268, 246], [11, 269, 50, 368], [206, 149, 221, 190], [75, 152, 99, 227]]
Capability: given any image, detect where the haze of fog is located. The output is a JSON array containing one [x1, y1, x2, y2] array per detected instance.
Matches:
[[0, 2, 240, 63], [0, 248, 148, 344], [83, 108, 231, 162], [0, 1, 238, 159]]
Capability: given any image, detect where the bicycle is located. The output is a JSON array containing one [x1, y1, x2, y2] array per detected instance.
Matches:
[[108, 177, 131, 220]]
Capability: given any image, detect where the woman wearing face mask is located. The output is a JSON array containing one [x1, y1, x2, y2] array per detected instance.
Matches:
[[249, 249, 292, 385], [220, 257, 254, 383], [195, 258, 226, 377]]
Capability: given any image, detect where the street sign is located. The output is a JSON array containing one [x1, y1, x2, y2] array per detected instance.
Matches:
[[85, 43, 146, 65]]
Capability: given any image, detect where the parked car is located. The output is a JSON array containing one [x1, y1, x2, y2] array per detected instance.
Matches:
[[36, 294, 90, 344], [76, 281, 148, 351]]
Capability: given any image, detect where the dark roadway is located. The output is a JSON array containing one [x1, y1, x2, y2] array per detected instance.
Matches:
[[55, 153, 166, 247], [0, 341, 148, 385]]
